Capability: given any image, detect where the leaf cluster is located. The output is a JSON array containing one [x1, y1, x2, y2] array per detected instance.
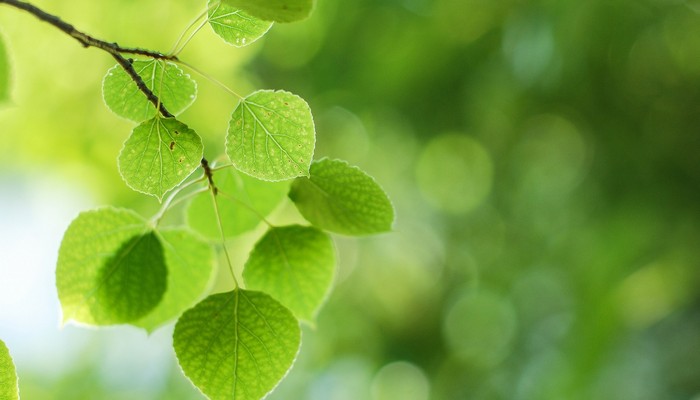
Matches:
[[0, 1, 394, 398]]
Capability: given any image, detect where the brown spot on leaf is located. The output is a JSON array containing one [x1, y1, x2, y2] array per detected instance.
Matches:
[[169, 141, 175, 150]]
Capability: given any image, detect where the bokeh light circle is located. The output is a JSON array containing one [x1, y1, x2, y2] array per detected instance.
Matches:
[[416, 133, 493, 215], [370, 361, 430, 400], [443, 290, 517, 368]]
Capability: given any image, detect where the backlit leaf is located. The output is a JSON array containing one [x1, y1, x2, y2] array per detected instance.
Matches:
[[0, 35, 10, 104], [289, 158, 394, 235], [221, 0, 313, 23], [102, 60, 197, 122], [134, 228, 216, 332], [118, 117, 203, 201], [208, 0, 273, 47], [56, 207, 167, 325], [173, 290, 300, 400], [186, 168, 289, 240], [226, 90, 315, 181], [243, 225, 335, 321], [0, 339, 19, 400]]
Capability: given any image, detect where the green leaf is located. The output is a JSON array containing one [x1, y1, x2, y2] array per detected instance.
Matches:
[[56, 207, 167, 325], [208, 0, 273, 47], [289, 158, 395, 235], [118, 117, 203, 201], [243, 225, 335, 321], [0, 34, 10, 104], [186, 168, 289, 240], [0, 339, 19, 400], [221, 0, 313, 23], [173, 290, 300, 400], [102, 60, 197, 122], [226, 90, 315, 181], [134, 228, 216, 332]]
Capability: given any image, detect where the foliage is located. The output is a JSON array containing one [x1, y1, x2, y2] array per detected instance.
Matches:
[[0, 339, 19, 400], [5, 0, 700, 399], [0, 35, 8, 104], [0, 0, 393, 398]]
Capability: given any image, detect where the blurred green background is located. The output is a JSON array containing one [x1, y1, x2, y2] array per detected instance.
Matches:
[[2, 0, 700, 399]]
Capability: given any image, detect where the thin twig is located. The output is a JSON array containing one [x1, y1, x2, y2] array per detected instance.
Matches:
[[210, 188, 240, 288], [0, 0, 177, 117], [176, 59, 244, 100], [201, 158, 218, 194]]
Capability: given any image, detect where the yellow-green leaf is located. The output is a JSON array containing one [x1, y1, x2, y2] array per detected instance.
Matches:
[[0, 339, 19, 400], [186, 168, 289, 240], [289, 158, 394, 235], [221, 0, 313, 23], [0, 34, 11, 104], [56, 207, 167, 325], [208, 0, 273, 47], [102, 60, 197, 122], [243, 225, 335, 321], [226, 90, 315, 181], [133, 228, 216, 332], [118, 117, 203, 201], [173, 290, 300, 400]]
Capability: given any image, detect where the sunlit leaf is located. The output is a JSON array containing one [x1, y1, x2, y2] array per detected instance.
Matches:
[[56, 207, 167, 325], [0, 339, 19, 400], [118, 117, 203, 201], [134, 228, 215, 332], [102, 60, 197, 121], [186, 168, 289, 240], [0, 35, 10, 104], [226, 90, 315, 181], [208, 0, 273, 47], [289, 158, 394, 235], [221, 0, 313, 23], [173, 290, 300, 400], [243, 225, 335, 321]]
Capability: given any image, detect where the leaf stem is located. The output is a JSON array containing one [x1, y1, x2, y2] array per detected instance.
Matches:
[[211, 163, 234, 173], [210, 187, 240, 288], [0, 0, 176, 117], [172, 17, 209, 56], [150, 175, 207, 226], [176, 60, 244, 100], [168, 3, 214, 56], [216, 188, 274, 228]]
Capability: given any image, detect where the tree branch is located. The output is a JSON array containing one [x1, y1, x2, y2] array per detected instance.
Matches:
[[0, 0, 176, 117]]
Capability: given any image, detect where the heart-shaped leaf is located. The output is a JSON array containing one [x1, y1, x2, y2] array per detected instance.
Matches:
[[174, 290, 300, 400], [102, 60, 197, 122], [118, 117, 203, 201], [289, 158, 394, 235], [226, 90, 315, 181], [244, 225, 335, 321], [0, 339, 19, 400], [221, 0, 313, 23], [56, 207, 167, 325]]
